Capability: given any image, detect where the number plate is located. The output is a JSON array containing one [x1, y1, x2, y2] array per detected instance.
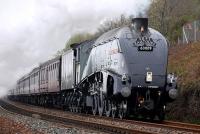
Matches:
[[138, 46, 153, 51]]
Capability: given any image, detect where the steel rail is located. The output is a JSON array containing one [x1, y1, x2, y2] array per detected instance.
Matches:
[[0, 100, 152, 134], [1, 99, 200, 134]]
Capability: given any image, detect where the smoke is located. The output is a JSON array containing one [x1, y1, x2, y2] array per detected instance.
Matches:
[[0, 0, 151, 97]]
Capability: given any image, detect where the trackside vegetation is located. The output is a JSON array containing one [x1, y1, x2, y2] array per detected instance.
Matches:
[[167, 42, 200, 123]]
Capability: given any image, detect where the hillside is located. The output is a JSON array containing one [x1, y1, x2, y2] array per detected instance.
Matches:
[[167, 42, 200, 123]]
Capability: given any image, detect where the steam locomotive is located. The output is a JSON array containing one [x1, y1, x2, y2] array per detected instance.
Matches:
[[8, 18, 178, 120]]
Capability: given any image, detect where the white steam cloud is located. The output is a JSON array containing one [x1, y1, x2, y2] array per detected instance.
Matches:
[[0, 0, 151, 97]]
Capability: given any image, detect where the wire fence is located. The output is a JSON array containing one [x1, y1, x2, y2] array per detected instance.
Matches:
[[182, 20, 200, 44]]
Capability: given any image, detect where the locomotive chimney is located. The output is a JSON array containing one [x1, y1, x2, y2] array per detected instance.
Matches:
[[131, 18, 148, 33]]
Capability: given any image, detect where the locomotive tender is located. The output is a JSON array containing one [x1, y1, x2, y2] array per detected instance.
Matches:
[[8, 18, 177, 120]]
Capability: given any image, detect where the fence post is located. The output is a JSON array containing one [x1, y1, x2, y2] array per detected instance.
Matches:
[[194, 21, 197, 42], [183, 26, 188, 44]]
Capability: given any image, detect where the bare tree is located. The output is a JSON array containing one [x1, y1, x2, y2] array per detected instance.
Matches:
[[148, 0, 200, 43]]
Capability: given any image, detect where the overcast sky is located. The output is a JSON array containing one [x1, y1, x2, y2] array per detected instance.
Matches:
[[0, 0, 151, 97]]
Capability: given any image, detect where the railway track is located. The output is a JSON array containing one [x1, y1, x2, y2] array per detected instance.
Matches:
[[163, 120, 200, 133], [1, 98, 200, 134]]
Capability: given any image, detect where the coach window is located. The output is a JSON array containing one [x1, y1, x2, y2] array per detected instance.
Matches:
[[33, 74, 35, 85], [36, 73, 38, 83], [42, 69, 44, 82], [54, 63, 57, 78], [49, 65, 51, 79], [56, 63, 58, 80], [52, 64, 54, 79], [56, 63, 59, 80], [55, 63, 56, 79], [41, 69, 44, 83], [31, 75, 33, 86], [53, 63, 56, 80], [40, 71, 41, 83], [54, 63, 56, 79], [43, 68, 45, 81], [55, 63, 57, 79], [46, 67, 48, 81], [51, 64, 54, 79], [47, 65, 51, 79], [43, 69, 45, 81], [49, 65, 50, 71]]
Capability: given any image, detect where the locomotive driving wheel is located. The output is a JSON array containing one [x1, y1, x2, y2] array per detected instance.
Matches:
[[156, 93, 165, 121], [98, 90, 104, 117], [104, 99, 111, 117], [111, 102, 117, 118], [157, 105, 165, 121], [92, 95, 98, 115], [118, 101, 127, 119]]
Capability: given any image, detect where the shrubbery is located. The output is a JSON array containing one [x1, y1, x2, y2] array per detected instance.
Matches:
[[167, 43, 200, 123]]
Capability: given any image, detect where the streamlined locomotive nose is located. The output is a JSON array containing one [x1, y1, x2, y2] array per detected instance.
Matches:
[[130, 62, 167, 88]]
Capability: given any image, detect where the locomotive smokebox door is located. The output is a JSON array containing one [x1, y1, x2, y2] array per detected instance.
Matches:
[[146, 72, 152, 82]]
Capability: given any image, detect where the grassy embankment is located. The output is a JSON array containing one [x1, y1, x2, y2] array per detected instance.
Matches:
[[167, 42, 200, 124]]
